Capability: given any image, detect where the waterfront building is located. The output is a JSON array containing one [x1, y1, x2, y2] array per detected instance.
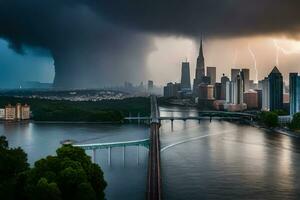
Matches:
[[21, 104, 30, 120], [197, 84, 215, 110], [244, 90, 258, 109], [3, 103, 31, 121], [207, 67, 216, 85], [5, 104, 16, 120], [193, 39, 205, 94], [268, 66, 283, 111], [226, 81, 235, 104], [16, 103, 22, 120], [198, 84, 214, 100], [290, 73, 300, 116], [261, 77, 270, 111], [0, 109, 4, 119], [221, 74, 230, 100], [180, 62, 191, 91]]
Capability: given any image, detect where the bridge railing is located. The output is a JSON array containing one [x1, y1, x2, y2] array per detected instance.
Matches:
[[73, 139, 150, 150]]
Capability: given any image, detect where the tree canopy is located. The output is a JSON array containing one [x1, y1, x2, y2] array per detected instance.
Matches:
[[260, 111, 279, 128], [0, 136, 107, 200], [290, 112, 300, 130]]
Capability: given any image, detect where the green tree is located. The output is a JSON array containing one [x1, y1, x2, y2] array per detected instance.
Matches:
[[260, 111, 279, 127], [31, 178, 62, 200], [25, 145, 107, 200], [0, 136, 29, 200], [290, 112, 300, 130]]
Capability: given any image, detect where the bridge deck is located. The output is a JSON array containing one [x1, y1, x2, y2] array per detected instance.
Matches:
[[73, 139, 149, 150], [147, 96, 162, 200]]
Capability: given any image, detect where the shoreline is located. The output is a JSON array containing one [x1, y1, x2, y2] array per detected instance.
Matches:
[[245, 120, 300, 139]]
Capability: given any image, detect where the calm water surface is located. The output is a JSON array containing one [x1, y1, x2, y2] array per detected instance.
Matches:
[[160, 106, 300, 199], [0, 123, 149, 200]]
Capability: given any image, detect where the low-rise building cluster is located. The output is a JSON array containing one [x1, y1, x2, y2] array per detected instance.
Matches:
[[0, 103, 30, 121]]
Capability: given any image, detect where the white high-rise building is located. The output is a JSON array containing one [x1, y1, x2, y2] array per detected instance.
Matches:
[[262, 77, 270, 111]]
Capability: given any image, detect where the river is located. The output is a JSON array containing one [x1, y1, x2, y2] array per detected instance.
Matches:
[[2, 106, 300, 199], [160, 106, 300, 199]]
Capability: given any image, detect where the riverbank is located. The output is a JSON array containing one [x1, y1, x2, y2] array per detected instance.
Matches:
[[0, 96, 150, 122], [245, 120, 300, 138]]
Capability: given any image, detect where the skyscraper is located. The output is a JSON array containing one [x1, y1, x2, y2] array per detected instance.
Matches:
[[231, 68, 240, 81], [241, 68, 250, 91], [207, 67, 216, 85], [268, 66, 283, 111], [221, 74, 230, 100], [193, 39, 205, 93], [236, 74, 244, 104], [290, 73, 300, 116], [262, 77, 270, 111], [180, 62, 191, 91]]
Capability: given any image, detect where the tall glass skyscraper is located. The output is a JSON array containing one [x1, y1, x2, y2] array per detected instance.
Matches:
[[268, 66, 283, 111], [290, 73, 300, 116], [180, 62, 191, 91]]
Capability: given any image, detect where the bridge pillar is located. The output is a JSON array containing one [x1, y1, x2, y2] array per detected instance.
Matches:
[[137, 145, 140, 165], [123, 145, 126, 167], [108, 147, 111, 166]]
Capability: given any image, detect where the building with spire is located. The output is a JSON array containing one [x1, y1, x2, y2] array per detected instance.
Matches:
[[193, 39, 206, 94]]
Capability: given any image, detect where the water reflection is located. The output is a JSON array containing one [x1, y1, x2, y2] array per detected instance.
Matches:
[[160, 106, 300, 200]]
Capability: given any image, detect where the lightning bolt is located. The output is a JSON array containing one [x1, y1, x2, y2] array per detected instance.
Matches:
[[273, 39, 300, 54], [247, 44, 258, 83]]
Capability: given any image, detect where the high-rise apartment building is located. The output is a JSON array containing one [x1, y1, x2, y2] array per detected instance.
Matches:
[[236, 74, 244, 104], [261, 77, 270, 111], [221, 74, 230, 100], [290, 73, 300, 116]]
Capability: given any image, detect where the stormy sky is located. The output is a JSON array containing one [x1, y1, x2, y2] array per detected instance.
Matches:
[[0, 0, 300, 88]]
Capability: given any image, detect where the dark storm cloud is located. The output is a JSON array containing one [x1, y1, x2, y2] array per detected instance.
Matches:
[[0, 0, 154, 88], [0, 0, 300, 87], [89, 0, 300, 38]]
